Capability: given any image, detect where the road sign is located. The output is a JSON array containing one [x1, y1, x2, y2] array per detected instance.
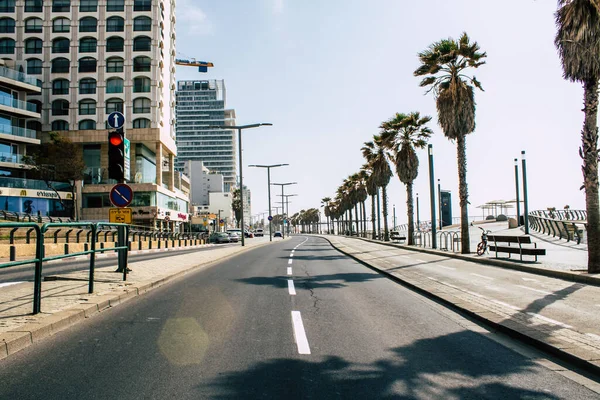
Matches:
[[107, 111, 125, 129], [110, 183, 133, 207], [109, 208, 132, 224], [124, 138, 130, 181], [268, 216, 273, 221]]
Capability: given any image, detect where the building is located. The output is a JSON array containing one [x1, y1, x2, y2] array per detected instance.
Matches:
[[0, 60, 74, 216], [0, 0, 190, 229], [175, 80, 237, 192], [242, 184, 251, 228], [182, 160, 224, 206]]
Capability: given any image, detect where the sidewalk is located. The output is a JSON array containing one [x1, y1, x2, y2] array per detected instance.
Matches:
[[0, 237, 283, 360], [319, 233, 600, 375]]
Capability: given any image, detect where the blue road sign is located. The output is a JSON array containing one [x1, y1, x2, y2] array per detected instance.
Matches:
[[107, 111, 125, 129], [268, 216, 273, 221], [110, 183, 134, 207]]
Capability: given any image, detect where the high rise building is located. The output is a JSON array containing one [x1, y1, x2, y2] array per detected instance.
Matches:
[[175, 80, 237, 192], [182, 160, 224, 206], [0, 0, 190, 228]]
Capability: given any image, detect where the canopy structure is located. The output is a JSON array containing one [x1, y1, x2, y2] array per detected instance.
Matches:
[[476, 199, 515, 218]]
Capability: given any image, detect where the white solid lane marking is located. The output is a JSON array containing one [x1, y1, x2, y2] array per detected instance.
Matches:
[[0, 281, 22, 288], [437, 264, 456, 271], [414, 259, 425, 263], [516, 285, 552, 296], [288, 259, 293, 265], [291, 311, 311, 354], [287, 267, 292, 275], [470, 273, 493, 280], [522, 277, 538, 282], [290, 253, 294, 258], [288, 280, 296, 295]]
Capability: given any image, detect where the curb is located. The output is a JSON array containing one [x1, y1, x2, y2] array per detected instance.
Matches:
[[319, 235, 600, 376], [332, 235, 600, 287], [0, 238, 287, 361]]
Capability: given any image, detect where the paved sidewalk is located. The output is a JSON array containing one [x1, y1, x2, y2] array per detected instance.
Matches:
[[320, 234, 600, 374], [0, 237, 284, 360]]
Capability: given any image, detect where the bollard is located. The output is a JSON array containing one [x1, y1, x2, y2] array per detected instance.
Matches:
[[138, 240, 142, 250], [9, 245, 15, 261], [84, 243, 89, 252], [128, 241, 132, 251], [179, 239, 182, 247], [149, 240, 152, 249], [64, 243, 69, 255], [158, 240, 161, 249], [100, 242, 104, 250], [165, 240, 168, 249]]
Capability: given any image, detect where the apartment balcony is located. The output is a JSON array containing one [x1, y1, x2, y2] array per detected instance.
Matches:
[[0, 177, 70, 191], [0, 66, 42, 93], [0, 125, 40, 144], [0, 96, 40, 119]]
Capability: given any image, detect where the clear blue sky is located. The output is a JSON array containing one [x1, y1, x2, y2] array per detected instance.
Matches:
[[175, 0, 588, 225]]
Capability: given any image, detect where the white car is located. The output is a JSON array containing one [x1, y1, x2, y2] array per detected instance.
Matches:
[[255, 229, 264, 237]]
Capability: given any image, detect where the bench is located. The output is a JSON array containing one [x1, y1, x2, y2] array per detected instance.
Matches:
[[488, 235, 546, 262], [390, 233, 406, 243], [562, 222, 584, 244]]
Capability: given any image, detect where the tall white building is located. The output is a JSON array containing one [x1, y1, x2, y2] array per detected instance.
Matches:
[[175, 79, 237, 192], [182, 160, 224, 206], [0, 0, 189, 228]]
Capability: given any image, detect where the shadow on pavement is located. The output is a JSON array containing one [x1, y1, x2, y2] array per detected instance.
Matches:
[[204, 331, 562, 399], [236, 272, 382, 290]]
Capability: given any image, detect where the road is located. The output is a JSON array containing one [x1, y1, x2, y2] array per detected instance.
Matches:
[[0, 243, 238, 284], [0, 236, 597, 399]]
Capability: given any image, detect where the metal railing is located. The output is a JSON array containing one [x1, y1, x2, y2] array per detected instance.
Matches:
[[528, 213, 586, 244], [530, 209, 587, 221], [412, 230, 462, 253], [0, 66, 42, 88], [0, 95, 38, 113], [0, 124, 38, 139]]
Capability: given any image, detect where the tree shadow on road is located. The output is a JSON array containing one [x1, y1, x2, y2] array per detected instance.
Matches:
[[236, 272, 382, 290], [202, 330, 564, 399]]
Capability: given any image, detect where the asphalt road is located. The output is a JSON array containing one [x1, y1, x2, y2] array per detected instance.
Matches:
[[0, 236, 597, 399], [0, 243, 238, 283]]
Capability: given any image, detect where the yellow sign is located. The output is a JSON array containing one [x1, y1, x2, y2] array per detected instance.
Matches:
[[109, 208, 132, 224]]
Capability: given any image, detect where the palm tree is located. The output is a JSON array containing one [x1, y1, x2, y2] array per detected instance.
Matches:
[[555, 0, 600, 273], [362, 164, 378, 239], [362, 135, 393, 241], [357, 169, 369, 237], [381, 112, 433, 245], [321, 197, 332, 234], [414, 32, 486, 253]]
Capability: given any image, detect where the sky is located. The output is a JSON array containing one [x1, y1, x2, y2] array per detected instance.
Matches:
[[175, 0, 589, 226]]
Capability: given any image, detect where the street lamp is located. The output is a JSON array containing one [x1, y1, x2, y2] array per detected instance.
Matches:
[[249, 163, 288, 242], [272, 182, 297, 239], [521, 151, 529, 234], [207, 123, 273, 246], [514, 158, 521, 226], [278, 194, 297, 236]]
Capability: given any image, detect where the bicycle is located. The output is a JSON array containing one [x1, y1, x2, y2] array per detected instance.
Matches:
[[476, 227, 491, 256]]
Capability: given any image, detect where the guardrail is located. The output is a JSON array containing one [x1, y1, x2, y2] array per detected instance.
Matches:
[[528, 214, 586, 244], [412, 230, 462, 253], [0, 222, 129, 315]]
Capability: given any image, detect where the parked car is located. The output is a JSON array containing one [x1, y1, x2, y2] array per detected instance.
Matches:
[[227, 232, 239, 242], [209, 232, 231, 244], [274, 231, 283, 238], [255, 229, 264, 237]]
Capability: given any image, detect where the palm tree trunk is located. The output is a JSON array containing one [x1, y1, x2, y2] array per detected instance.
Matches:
[[406, 182, 415, 245], [349, 208, 353, 236], [362, 201, 367, 237], [354, 204, 359, 236], [457, 134, 470, 253], [583, 79, 600, 273], [376, 188, 382, 239], [371, 195, 376, 239], [382, 185, 390, 241]]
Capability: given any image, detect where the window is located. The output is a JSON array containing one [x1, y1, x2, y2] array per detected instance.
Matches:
[[51, 99, 69, 116], [133, 76, 151, 93], [106, 0, 124, 12], [133, 0, 151, 11], [25, 38, 42, 54], [52, 79, 69, 95], [106, 16, 124, 32], [25, 18, 42, 33], [53, 18, 70, 33], [133, 118, 150, 128], [51, 120, 68, 131], [133, 36, 151, 51], [79, 0, 97, 12], [24, 0, 42, 12], [0, 18, 15, 33], [79, 17, 97, 32], [29, 100, 42, 113], [133, 16, 151, 32], [79, 119, 96, 130], [133, 97, 150, 113], [0, 0, 15, 13], [106, 77, 123, 93], [106, 98, 123, 114], [52, 0, 70, 12], [26, 58, 42, 74], [78, 57, 96, 72], [52, 38, 70, 53], [0, 38, 13, 54], [79, 99, 96, 115], [79, 37, 96, 52], [106, 36, 123, 52], [79, 78, 96, 94], [51, 58, 69, 73], [133, 56, 151, 72], [106, 57, 123, 73]]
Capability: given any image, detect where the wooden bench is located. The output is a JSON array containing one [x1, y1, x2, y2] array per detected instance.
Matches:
[[488, 235, 546, 262], [390, 232, 406, 243]]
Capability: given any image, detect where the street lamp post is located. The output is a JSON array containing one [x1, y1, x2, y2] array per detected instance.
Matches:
[[208, 123, 273, 246], [272, 182, 297, 239], [278, 194, 297, 236], [514, 158, 521, 226], [416, 193, 420, 231], [428, 144, 437, 249], [249, 164, 288, 242], [438, 179, 442, 230], [521, 151, 529, 234], [393, 204, 396, 230]]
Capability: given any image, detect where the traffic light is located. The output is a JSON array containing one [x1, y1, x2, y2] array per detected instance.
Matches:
[[108, 128, 125, 181]]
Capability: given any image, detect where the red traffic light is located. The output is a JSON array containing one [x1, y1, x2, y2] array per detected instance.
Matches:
[[109, 132, 123, 146]]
